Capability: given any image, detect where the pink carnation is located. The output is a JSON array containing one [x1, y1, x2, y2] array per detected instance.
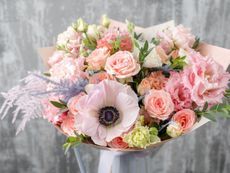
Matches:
[[75, 80, 139, 146], [42, 97, 60, 123], [67, 92, 86, 115], [165, 72, 192, 111], [183, 51, 230, 106], [60, 112, 76, 136]]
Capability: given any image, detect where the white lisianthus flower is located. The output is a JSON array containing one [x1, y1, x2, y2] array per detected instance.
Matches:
[[166, 122, 183, 138], [143, 47, 163, 68], [87, 24, 100, 39]]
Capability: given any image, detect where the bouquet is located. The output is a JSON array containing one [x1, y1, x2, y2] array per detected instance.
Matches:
[[1, 15, 230, 152]]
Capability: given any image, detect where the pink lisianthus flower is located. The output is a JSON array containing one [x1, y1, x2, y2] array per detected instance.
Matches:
[[144, 89, 174, 120], [172, 109, 196, 132], [89, 72, 116, 84], [183, 51, 230, 106], [49, 57, 87, 81], [105, 51, 140, 79], [75, 80, 140, 146], [57, 26, 82, 56], [97, 29, 133, 52], [86, 47, 110, 71], [165, 72, 192, 111], [171, 25, 195, 50], [107, 137, 129, 149]]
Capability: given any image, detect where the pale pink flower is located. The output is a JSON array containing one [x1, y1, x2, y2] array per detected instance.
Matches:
[[172, 109, 196, 132], [107, 137, 129, 149], [144, 89, 174, 120], [48, 51, 65, 67], [89, 72, 115, 84], [165, 72, 192, 111], [75, 80, 139, 146], [67, 92, 86, 115], [183, 51, 230, 106], [86, 47, 110, 70], [49, 57, 87, 81], [172, 25, 195, 50], [57, 26, 82, 56], [42, 97, 60, 123], [105, 51, 140, 79], [156, 30, 174, 54]]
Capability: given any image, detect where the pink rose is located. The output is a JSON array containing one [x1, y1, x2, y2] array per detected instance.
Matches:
[[105, 51, 140, 78], [107, 137, 129, 149], [67, 92, 86, 115], [144, 90, 174, 120], [172, 109, 196, 132], [172, 25, 195, 50], [183, 51, 230, 106], [137, 78, 152, 95], [89, 72, 115, 84], [86, 47, 110, 70], [165, 72, 192, 111]]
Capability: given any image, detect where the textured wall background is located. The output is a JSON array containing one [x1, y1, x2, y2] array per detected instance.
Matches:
[[0, 0, 230, 173]]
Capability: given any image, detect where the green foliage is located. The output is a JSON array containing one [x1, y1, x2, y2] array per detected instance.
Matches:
[[126, 20, 135, 34], [151, 37, 160, 46], [196, 103, 230, 121], [192, 37, 200, 49], [111, 37, 121, 54], [43, 72, 51, 77], [169, 56, 187, 71], [138, 41, 153, 64], [63, 135, 85, 154], [50, 100, 67, 109], [82, 33, 97, 50], [134, 32, 142, 40]]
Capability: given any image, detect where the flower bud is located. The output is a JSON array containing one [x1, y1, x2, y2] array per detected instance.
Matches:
[[166, 121, 183, 138], [74, 18, 88, 32], [101, 15, 110, 28], [87, 24, 99, 39]]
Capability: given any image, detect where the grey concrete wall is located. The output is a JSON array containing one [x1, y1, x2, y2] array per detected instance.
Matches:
[[0, 0, 230, 173]]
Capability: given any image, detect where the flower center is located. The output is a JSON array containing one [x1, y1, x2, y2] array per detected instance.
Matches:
[[99, 106, 119, 126]]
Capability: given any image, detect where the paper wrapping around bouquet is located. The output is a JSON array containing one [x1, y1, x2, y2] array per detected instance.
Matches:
[[38, 20, 230, 153]]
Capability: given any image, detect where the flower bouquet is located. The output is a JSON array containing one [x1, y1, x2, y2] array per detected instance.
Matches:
[[1, 16, 230, 154]]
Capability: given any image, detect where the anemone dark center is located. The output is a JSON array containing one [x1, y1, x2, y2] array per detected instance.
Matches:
[[99, 106, 119, 126]]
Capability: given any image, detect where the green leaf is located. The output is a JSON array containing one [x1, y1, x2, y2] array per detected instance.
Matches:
[[170, 56, 187, 71], [192, 37, 200, 49], [43, 72, 51, 77], [50, 101, 67, 109], [143, 41, 148, 51], [151, 37, 160, 46], [134, 40, 140, 49], [202, 102, 209, 112], [126, 20, 135, 33], [63, 135, 85, 154], [134, 32, 142, 40]]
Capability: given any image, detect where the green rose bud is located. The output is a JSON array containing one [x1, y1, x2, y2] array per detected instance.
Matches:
[[87, 24, 99, 40], [166, 122, 183, 138], [101, 15, 110, 28]]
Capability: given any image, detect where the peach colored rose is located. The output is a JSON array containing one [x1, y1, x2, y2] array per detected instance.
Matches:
[[86, 47, 110, 70], [172, 109, 196, 132], [107, 137, 129, 149], [144, 90, 174, 120], [89, 72, 115, 84], [67, 92, 86, 115], [105, 51, 140, 78]]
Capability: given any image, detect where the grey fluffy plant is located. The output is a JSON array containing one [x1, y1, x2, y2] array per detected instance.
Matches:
[[0, 72, 88, 134]]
